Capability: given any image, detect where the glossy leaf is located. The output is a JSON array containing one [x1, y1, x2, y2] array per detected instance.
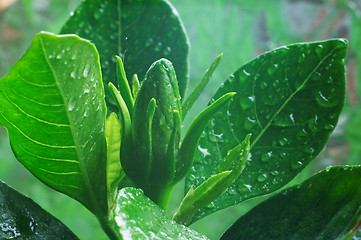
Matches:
[[105, 113, 124, 199], [60, 0, 189, 110], [0, 180, 79, 239], [186, 39, 348, 221], [0, 32, 108, 216], [221, 166, 361, 240], [111, 187, 209, 239]]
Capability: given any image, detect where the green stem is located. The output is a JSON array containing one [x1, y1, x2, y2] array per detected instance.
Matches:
[[98, 215, 123, 240]]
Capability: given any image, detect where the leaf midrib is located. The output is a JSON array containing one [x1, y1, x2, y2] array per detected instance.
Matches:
[[250, 46, 340, 149], [39, 34, 101, 215]]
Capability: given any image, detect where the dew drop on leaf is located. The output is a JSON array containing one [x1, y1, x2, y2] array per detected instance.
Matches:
[[279, 137, 288, 146], [227, 188, 237, 195], [83, 64, 90, 77], [70, 71, 76, 79], [257, 174, 267, 182], [261, 151, 272, 162], [198, 146, 211, 157], [243, 116, 257, 131], [68, 97, 76, 111], [315, 90, 337, 108], [238, 95, 254, 110], [291, 161, 303, 169], [315, 44, 324, 56], [267, 64, 278, 75], [298, 53, 306, 63]]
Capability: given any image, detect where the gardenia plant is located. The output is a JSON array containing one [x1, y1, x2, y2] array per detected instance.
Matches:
[[0, 0, 360, 239]]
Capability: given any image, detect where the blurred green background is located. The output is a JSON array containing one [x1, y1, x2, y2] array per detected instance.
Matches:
[[0, 0, 361, 239]]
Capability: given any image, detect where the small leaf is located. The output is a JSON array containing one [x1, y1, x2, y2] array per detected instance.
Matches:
[[174, 134, 251, 225], [173, 171, 231, 226], [0, 32, 108, 216], [182, 53, 223, 120], [61, 0, 189, 110], [186, 39, 348, 221], [105, 113, 124, 200], [116, 56, 133, 115], [131, 74, 140, 100], [221, 166, 361, 240], [174, 92, 236, 184], [0, 180, 79, 239], [111, 187, 209, 239]]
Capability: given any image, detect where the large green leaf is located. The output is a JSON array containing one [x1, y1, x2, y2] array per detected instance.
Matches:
[[0, 32, 108, 216], [221, 166, 361, 240], [186, 39, 348, 221], [0, 180, 79, 239], [60, 0, 189, 110], [111, 187, 209, 239]]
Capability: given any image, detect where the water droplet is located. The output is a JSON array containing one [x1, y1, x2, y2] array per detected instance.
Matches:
[[308, 115, 319, 132], [209, 133, 223, 143], [243, 116, 256, 131], [324, 124, 335, 130], [261, 151, 272, 162], [267, 64, 278, 75], [227, 188, 237, 195], [94, 8, 104, 19], [242, 69, 251, 76], [238, 95, 255, 110], [279, 137, 288, 146], [291, 161, 303, 169], [315, 44, 324, 56], [68, 97, 76, 111], [243, 184, 252, 192], [298, 53, 306, 63], [198, 146, 211, 157], [305, 147, 314, 155], [289, 113, 295, 124], [83, 64, 90, 77], [315, 90, 336, 108], [271, 170, 279, 176], [70, 71, 76, 79], [257, 174, 267, 182]]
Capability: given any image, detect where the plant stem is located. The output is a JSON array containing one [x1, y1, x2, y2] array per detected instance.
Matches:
[[98, 215, 123, 240]]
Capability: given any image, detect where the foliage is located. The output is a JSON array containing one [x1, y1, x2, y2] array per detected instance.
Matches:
[[0, 0, 360, 239]]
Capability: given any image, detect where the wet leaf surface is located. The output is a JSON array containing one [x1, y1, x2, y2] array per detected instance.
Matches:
[[221, 166, 361, 240], [186, 39, 348, 222], [0, 180, 79, 239], [0, 32, 108, 215], [112, 187, 209, 239], [61, 0, 189, 110]]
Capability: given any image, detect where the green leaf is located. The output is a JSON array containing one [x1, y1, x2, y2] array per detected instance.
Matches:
[[0, 32, 108, 216], [221, 166, 361, 240], [60, 0, 189, 110], [116, 56, 134, 114], [174, 134, 251, 225], [173, 171, 231, 226], [186, 39, 348, 221], [105, 113, 124, 199], [110, 187, 209, 239], [175, 92, 235, 184], [182, 53, 223, 120], [0, 180, 79, 239], [131, 74, 140, 100]]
